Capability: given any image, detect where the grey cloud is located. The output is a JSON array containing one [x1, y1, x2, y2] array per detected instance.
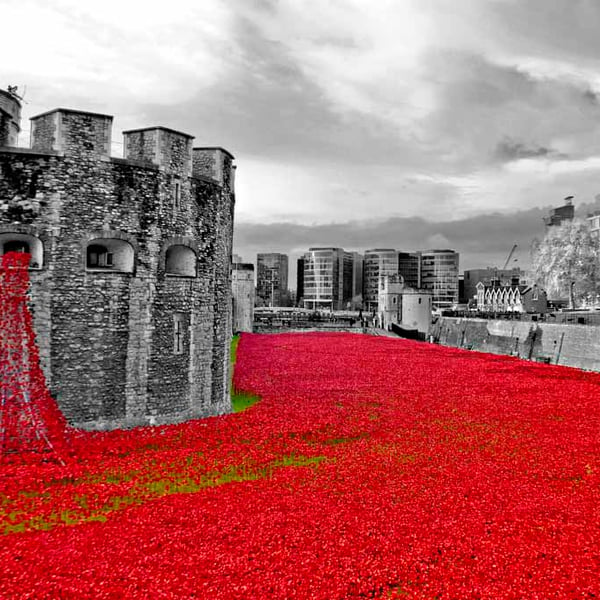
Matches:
[[488, 0, 600, 63], [495, 138, 562, 162], [138, 16, 418, 168], [421, 51, 600, 169]]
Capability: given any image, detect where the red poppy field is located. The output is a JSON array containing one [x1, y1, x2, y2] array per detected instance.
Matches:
[[2, 331, 600, 599]]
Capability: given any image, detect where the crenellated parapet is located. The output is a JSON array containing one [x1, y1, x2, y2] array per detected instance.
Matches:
[[193, 147, 235, 194], [123, 127, 193, 177], [30, 108, 112, 156]]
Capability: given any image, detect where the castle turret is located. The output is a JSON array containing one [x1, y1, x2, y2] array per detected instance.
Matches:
[[0, 88, 22, 147], [192, 147, 235, 193], [123, 127, 194, 176], [30, 108, 113, 156]]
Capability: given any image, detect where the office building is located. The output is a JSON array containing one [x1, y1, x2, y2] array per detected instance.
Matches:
[[363, 249, 398, 312], [302, 248, 353, 310], [420, 249, 459, 310], [544, 197, 575, 228], [256, 253, 288, 307], [350, 252, 363, 308], [296, 256, 305, 306], [397, 251, 421, 289]]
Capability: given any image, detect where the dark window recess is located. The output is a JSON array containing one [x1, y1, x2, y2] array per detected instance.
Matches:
[[173, 181, 181, 210], [4, 240, 30, 254], [87, 244, 114, 268]]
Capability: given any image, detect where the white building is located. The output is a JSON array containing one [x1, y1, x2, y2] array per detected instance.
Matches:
[[377, 274, 404, 330], [401, 290, 433, 335], [232, 263, 255, 333]]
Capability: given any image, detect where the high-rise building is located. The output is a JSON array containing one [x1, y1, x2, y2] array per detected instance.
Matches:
[[420, 249, 459, 310], [303, 248, 353, 310], [397, 251, 421, 289], [363, 249, 398, 312], [544, 197, 575, 228], [256, 253, 288, 307], [296, 256, 305, 306], [350, 252, 363, 308]]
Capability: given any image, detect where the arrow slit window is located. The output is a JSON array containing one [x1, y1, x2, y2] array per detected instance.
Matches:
[[173, 313, 185, 355]]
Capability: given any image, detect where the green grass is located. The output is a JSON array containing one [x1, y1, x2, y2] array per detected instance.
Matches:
[[230, 335, 261, 412], [1, 454, 327, 534]]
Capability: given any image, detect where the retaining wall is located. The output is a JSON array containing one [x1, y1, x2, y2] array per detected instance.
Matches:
[[433, 317, 600, 372]]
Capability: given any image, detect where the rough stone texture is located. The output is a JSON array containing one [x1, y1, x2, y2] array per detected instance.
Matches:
[[124, 128, 193, 177], [0, 108, 236, 429], [433, 317, 600, 372]]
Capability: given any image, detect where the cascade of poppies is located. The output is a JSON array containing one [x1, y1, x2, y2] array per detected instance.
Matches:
[[0, 251, 68, 463]]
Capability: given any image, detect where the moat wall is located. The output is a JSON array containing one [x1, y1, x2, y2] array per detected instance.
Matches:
[[433, 317, 600, 372]]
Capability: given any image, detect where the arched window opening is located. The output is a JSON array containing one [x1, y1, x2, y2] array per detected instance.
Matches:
[[86, 238, 134, 273], [165, 245, 196, 277], [0, 233, 43, 269]]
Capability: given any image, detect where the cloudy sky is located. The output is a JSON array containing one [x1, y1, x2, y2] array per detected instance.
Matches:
[[4, 0, 600, 283]]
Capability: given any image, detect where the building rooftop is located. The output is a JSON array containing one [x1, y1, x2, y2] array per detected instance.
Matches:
[[122, 125, 194, 139], [31, 107, 113, 121]]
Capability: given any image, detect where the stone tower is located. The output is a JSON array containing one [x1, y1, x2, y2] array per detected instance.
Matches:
[[0, 88, 22, 147], [0, 103, 236, 429], [377, 273, 404, 330]]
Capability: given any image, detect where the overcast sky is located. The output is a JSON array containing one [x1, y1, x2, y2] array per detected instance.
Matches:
[[4, 0, 600, 283]]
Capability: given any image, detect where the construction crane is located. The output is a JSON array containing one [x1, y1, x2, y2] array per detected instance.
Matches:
[[502, 243, 518, 270]]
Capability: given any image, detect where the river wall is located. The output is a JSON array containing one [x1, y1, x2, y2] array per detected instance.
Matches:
[[432, 317, 600, 372]]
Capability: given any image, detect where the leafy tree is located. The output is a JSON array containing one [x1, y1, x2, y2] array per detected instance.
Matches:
[[531, 219, 600, 308]]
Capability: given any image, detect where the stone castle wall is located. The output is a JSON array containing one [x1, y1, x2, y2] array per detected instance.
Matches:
[[0, 108, 235, 429]]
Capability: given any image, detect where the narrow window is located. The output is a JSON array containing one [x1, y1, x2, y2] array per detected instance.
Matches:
[[173, 313, 185, 355], [173, 180, 181, 211]]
